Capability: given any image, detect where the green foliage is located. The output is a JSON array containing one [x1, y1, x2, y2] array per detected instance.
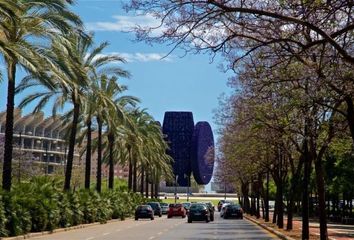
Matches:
[[0, 195, 7, 237], [0, 176, 151, 237], [78, 190, 99, 223], [68, 191, 83, 226], [3, 192, 31, 236], [58, 192, 73, 228]]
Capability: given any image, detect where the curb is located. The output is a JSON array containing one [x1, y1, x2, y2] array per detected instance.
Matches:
[[245, 215, 296, 240], [2, 218, 125, 240]]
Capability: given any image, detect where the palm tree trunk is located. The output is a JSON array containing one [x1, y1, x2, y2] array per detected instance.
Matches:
[[96, 116, 102, 193], [150, 181, 154, 199], [2, 58, 16, 191], [128, 147, 132, 191], [108, 133, 114, 189], [145, 169, 149, 198], [140, 166, 144, 195], [84, 119, 92, 189], [154, 181, 159, 199], [133, 160, 137, 192], [64, 100, 80, 191]]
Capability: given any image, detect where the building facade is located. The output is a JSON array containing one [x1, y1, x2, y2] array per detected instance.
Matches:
[[0, 109, 79, 174], [0, 109, 129, 180]]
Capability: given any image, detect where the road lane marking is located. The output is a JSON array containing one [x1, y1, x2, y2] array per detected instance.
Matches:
[[103, 232, 110, 236], [116, 229, 121, 232], [85, 237, 94, 240], [148, 237, 155, 240]]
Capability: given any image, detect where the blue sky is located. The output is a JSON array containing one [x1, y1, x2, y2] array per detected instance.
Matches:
[[0, 0, 232, 189], [1, 0, 232, 136]]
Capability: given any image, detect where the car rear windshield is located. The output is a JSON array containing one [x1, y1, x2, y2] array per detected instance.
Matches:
[[160, 203, 168, 206], [138, 205, 150, 210], [228, 205, 241, 209], [190, 204, 206, 210], [147, 202, 159, 208]]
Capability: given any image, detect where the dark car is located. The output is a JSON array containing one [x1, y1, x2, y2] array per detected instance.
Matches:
[[223, 204, 243, 219], [202, 202, 215, 221], [146, 202, 162, 217], [135, 205, 154, 220], [188, 203, 210, 223], [160, 202, 169, 214], [168, 203, 186, 218]]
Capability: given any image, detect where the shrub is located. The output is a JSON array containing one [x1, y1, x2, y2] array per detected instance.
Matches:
[[58, 192, 73, 228], [0, 176, 156, 237], [79, 189, 98, 224], [0, 195, 7, 237], [3, 192, 31, 236], [68, 191, 83, 226]]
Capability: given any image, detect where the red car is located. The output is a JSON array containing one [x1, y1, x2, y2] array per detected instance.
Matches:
[[167, 203, 186, 218]]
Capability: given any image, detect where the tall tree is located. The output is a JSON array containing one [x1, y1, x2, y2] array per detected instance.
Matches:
[[0, 0, 81, 191]]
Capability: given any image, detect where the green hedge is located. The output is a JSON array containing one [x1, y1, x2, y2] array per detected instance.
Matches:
[[0, 177, 146, 237]]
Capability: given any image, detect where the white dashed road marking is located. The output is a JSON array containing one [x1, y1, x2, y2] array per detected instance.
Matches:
[[85, 237, 94, 240], [102, 232, 110, 236]]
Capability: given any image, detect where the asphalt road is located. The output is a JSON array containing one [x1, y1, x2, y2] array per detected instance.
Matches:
[[32, 212, 278, 240]]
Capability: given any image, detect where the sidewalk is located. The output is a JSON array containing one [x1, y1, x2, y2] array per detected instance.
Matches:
[[245, 214, 354, 240]]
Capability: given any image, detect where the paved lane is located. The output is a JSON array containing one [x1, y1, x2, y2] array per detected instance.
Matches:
[[160, 213, 277, 240], [32, 213, 278, 240]]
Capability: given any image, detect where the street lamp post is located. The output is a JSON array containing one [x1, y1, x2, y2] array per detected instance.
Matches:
[[184, 174, 190, 202], [265, 169, 270, 222], [174, 175, 178, 204], [45, 145, 49, 176], [18, 131, 22, 183], [224, 179, 227, 200], [64, 145, 67, 175]]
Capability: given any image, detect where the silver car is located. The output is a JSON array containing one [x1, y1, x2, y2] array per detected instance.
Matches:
[[160, 202, 169, 214], [220, 202, 231, 217]]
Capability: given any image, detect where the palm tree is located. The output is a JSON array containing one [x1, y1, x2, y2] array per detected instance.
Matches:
[[124, 109, 173, 193], [92, 74, 138, 191], [0, 0, 81, 191], [16, 33, 126, 191]]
